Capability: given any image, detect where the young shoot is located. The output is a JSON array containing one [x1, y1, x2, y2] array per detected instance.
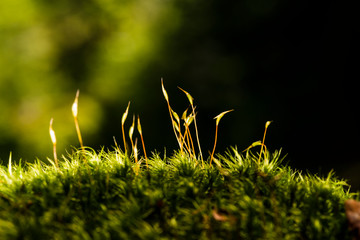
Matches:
[[121, 101, 131, 153], [129, 115, 135, 154], [8, 152, 12, 176], [133, 138, 138, 164], [209, 110, 234, 167], [178, 87, 203, 162], [137, 115, 148, 169], [258, 121, 272, 164], [161, 79, 182, 151], [113, 136, 120, 153], [182, 109, 196, 158], [72, 90, 84, 152], [133, 138, 140, 175], [49, 118, 58, 168]]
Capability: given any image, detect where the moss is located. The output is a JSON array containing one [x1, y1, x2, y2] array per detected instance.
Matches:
[[0, 147, 357, 239]]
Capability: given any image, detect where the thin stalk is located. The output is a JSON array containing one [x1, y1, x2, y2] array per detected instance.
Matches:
[[181, 109, 196, 158], [210, 110, 234, 167], [133, 138, 138, 164], [191, 105, 203, 162], [49, 118, 58, 168], [129, 115, 135, 155], [121, 101, 130, 153], [178, 87, 203, 162], [113, 136, 120, 153], [188, 129, 196, 158], [209, 124, 218, 168], [161, 79, 182, 151], [181, 124, 193, 158], [137, 116, 148, 169], [183, 122, 196, 159], [72, 90, 84, 152], [8, 152, 12, 176], [134, 138, 139, 175], [258, 121, 272, 164], [172, 109, 184, 153]]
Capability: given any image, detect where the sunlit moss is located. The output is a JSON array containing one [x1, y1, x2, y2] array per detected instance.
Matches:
[[0, 147, 356, 239]]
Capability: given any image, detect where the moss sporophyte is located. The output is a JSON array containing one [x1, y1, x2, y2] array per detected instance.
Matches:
[[0, 79, 359, 239]]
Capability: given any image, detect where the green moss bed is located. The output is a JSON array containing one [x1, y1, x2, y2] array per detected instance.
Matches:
[[0, 147, 357, 239]]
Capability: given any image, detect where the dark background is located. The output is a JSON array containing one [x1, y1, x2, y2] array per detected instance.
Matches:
[[0, 0, 359, 189]]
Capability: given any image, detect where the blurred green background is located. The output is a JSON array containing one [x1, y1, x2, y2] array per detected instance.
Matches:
[[1, 1, 359, 188]]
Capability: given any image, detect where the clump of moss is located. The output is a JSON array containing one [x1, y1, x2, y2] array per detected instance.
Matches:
[[0, 147, 357, 239], [1, 81, 357, 239]]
